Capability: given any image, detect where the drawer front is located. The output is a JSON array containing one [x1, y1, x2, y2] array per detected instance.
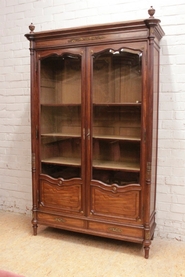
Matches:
[[88, 221, 143, 240], [37, 213, 85, 229]]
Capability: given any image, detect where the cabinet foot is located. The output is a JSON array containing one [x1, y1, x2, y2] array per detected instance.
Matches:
[[32, 224, 38, 235], [144, 245, 150, 259], [33, 225, 38, 236], [32, 218, 38, 236]]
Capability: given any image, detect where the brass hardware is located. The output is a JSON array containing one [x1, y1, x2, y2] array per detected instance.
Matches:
[[83, 128, 85, 140], [87, 128, 90, 140], [58, 180, 63, 186], [146, 161, 151, 184], [111, 186, 117, 193], [108, 227, 122, 233], [68, 35, 104, 43], [147, 162, 151, 172], [80, 210, 84, 214], [55, 217, 66, 223], [145, 231, 151, 240], [90, 210, 94, 215]]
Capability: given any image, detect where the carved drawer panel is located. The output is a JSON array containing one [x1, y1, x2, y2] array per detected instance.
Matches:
[[37, 213, 85, 229]]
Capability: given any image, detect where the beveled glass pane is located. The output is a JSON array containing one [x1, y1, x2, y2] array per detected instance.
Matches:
[[93, 48, 142, 104], [92, 48, 142, 185], [40, 55, 81, 179], [40, 55, 81, 105]]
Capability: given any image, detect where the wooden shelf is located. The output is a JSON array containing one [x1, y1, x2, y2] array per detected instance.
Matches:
[[41, 133, 81, 138], [41, 103, 81, 107], [41, 157, 81, 166], [93, 102, 141, 106], [41, 156, 139, 172], [93, 135, 140, 141], [41, 133, 140, 142], [93, 160, 140, 172]]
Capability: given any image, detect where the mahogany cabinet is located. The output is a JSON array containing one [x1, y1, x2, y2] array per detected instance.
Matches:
[[25, 7, 164, 258]]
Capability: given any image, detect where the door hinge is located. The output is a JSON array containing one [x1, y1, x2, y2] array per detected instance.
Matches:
[[146, 161, 151, 185], [35, 60, 39, 72], [146, 50, 148, 65], [87, 128, 90, 140], [36, 125, 39, 139], [32, 152, 36, 170], [83, 128, 85, 140], [144, 129, 146, 143], [141, 206, 144, 218], [37, 190, 40, 203], [147, 162, 151, 173], [137, 206, 144, 222]]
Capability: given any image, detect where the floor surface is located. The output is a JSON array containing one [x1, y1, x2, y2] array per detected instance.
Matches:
[[0, 210, 185, 277]]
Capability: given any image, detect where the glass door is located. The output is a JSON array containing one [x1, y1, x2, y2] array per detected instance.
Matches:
[[39, 53, 82, 180], [92, 47, 142, 186]]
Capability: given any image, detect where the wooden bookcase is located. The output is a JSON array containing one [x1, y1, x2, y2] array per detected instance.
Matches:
[[25, 7, 164, 258]]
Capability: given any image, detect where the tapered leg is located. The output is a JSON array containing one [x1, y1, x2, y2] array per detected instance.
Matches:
[[144, 245, 150, 259], [144, 228, 152, 258]]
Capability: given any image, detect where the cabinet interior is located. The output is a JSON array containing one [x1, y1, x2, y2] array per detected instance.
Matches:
[[40, 49, 142, 186]]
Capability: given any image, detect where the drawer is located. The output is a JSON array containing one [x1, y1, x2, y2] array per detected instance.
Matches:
[[88, 221, 143, 240], [37, 213, 85, 229]]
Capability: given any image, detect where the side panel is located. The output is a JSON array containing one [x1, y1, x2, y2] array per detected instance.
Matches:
[[150, 45, 160, 216]]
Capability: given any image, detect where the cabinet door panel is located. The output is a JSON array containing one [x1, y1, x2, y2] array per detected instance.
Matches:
[[92, 47, 142, 104], [39, 52, 84, 181], [90, 183, 141, 222], [90, 46, 142, 187], [39, 178, 82, 213]]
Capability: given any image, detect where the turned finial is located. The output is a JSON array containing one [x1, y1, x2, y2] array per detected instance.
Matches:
[[29, 23, 35, 33], [148, 6, 155, 18]]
